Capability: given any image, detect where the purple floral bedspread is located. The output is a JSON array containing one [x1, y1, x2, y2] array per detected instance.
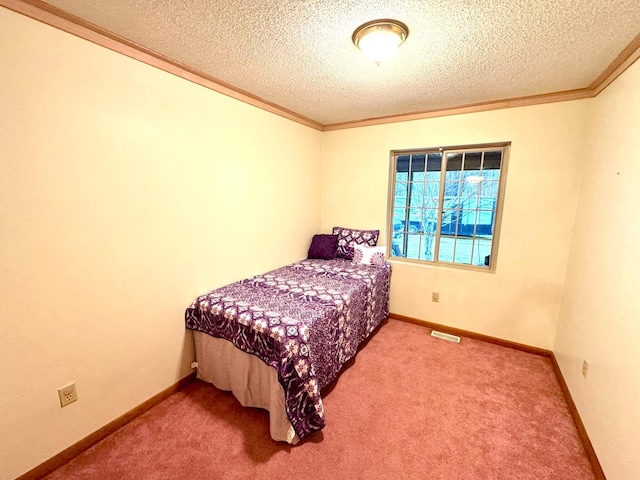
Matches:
[[185, 258, 391, 441]]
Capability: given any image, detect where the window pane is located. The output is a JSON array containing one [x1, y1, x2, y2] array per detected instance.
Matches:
[[395, 181, 408, 206], [446, 154, 463, 171], [483, 151, 502, 170], [408, 208, 422, 232], [423, 182, 440, 207], [463, 172, 484, 187], [393, 208, 407, 226], [460, 185, 480, 205], [441, 209, 458, 235], [464, 152, 482, 171], [395, 181, 409, 193], [481, 180, 499, 198], [426, 153, 442, 172], [458, 209, 477, 236], [445, 170, 462, 182], [406, 233, 421, 259], [473, 239, 493, 266], [409, 154, 426, 175], [460, 195, 478, 210], [454, 238, 473, 264], [438, 236, 454, 262], [409, 189, 424, 208], [426, 171, 441, 182], [444, 180, 461, 199], [422, 209, 438, 234], [391, 234, 404, 257], [394, 196, 407, 208], [396, 155, 410, 173], [476, 209, 494, 236], [482, 169, 501, 181], [420, 234, 436, 261]]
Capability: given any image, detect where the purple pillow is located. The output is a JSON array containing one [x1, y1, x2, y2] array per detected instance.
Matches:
[[307, 234, 339, 260], [332, 226, 380, 259]]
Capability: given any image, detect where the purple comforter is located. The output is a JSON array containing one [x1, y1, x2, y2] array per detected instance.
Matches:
[[185, 258, 391, 440]]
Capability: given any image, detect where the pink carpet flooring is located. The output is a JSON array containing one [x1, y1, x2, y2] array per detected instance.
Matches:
[[42, 319, 596, 479]]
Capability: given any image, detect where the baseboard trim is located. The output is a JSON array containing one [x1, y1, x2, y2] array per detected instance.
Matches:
[[549, 354, 607, 480], [389, 312, 607, 480], [388, 312, 552, 357], [16, 371, 197, 480]]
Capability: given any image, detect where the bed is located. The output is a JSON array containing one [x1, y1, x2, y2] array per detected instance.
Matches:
[[185, 252, 391, 444]]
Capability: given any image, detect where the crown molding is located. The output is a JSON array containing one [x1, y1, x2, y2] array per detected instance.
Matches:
[[589, 31, 640, 96], [322, 88, 594, 131]]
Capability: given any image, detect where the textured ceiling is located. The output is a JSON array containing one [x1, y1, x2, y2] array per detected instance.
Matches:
[[41, 0, 640, 126]]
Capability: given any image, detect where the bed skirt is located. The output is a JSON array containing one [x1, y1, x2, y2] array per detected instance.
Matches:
[[193, 331, 300, 444]]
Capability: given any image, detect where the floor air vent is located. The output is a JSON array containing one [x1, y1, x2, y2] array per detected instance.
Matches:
[[430, 330, 461, 343]]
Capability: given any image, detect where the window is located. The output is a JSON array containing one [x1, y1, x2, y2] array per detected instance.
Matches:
[[387, 143, 509, 271]]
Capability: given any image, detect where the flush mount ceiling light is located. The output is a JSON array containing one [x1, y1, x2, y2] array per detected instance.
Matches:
[[352, 19, 409, 65]]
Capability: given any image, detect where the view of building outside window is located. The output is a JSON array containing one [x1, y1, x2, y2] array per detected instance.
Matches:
[[390, 146, 507, 270]]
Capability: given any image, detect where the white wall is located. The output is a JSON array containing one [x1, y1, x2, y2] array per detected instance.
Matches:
[[321, 101, 589, 349], [554, 59, 640, 480], [0, 8, 321, 480]]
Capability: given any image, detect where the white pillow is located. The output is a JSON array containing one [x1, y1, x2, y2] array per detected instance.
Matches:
[[352, 244, 386, 266]]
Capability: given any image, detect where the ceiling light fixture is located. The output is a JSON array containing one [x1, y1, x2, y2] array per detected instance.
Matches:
[[352, 19, 409, 65]]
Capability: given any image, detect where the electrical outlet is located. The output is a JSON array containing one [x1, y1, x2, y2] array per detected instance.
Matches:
[[58, 382, 78, 407], [432, 292, 440, 302], [581, 359, 590, 379]]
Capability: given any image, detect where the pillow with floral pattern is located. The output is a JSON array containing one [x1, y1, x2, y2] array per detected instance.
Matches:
[[332, 226, 380, 259], [352, 244, 386, 266]]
